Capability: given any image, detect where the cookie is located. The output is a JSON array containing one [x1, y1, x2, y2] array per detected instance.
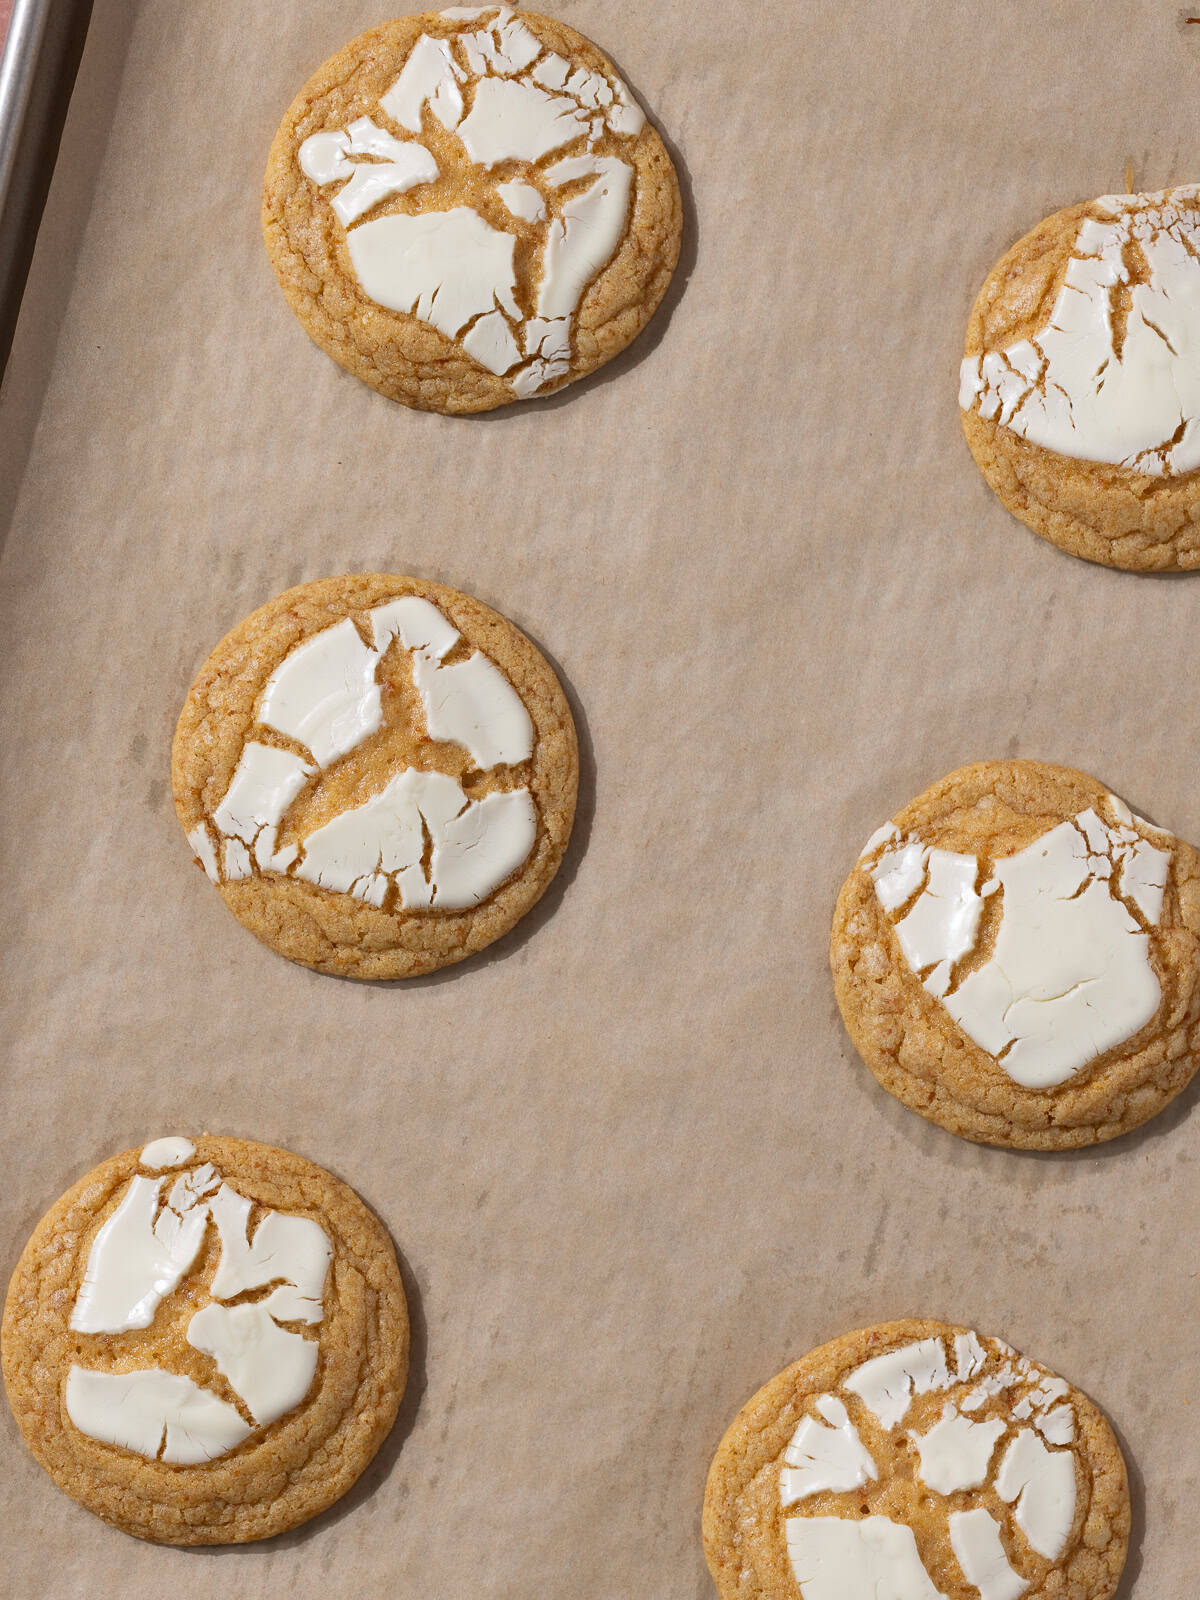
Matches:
[[703, 1319, 1130, 1600], [172, 574, 578, 979], [959, 184, 1200, 569], [263, 7, 682, 413], [2, 1135, 408, 1544], [832, 760, 1200, 1148]]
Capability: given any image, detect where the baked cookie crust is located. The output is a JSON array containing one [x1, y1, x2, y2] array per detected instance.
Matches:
[[961, 189, 1200, 570], [832, 760, 1200, 1148], [2, 1136, 409, 1545], [703, 1319, 1130, 1600], [262, 9, 682, 414], [172, 573, 578, 979]]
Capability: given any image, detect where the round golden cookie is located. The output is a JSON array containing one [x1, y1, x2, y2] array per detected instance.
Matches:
[[832, 760, 1200, 1149], [703, 1319, 1130, 1600], [1, 1135, 409, 1545], [263, 8, 682, 413], [959, 185, 1200, 570], [172, 574, 578, 979]]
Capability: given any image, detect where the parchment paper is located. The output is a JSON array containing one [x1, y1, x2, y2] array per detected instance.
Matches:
[[1, 2, 1198, 1595]]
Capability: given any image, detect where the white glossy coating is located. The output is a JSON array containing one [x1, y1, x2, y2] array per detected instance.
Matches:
[[347, 207, 521, 354], [458, 77, 591, 167], [782, 1516, 947, 1600], [296, 4, 644, 395], [780, 1395, 878, 1505], [259, 618, 383, 768], [843, 1337, 952, 1429], [139, 1136, 195, 1169], [780, 1331, 1079, 1597], [65, 1157, 333, 1464], [865, 803, 1172, 1087], [196, 596, 538, 906], [910, 1404, 1006, 1493], [298, 118, 437, 226], [497, 179, 546, 222], [412, 648, 534, 767], [207, 1182, 331, 1314], [960, 186, 1200, 475], [538, 156, 634, 318], [70, 1167, 219, 1334], [294, 768, 537, 910], [65, 1366, 251, 1464], [380, 33, 465, 132], [949, 1509, 1029, 1600], [995, 1429, 1077, 1560], [211, 742, 312, 877], [187, 1298, 319, 1426]]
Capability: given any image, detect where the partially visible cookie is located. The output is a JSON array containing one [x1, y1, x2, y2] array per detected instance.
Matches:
[[263, 7, 682, 413], [172, 573, 578, 979], [2, 1135, 408, 1544], [703, 1319, 1130, 1600], [832, 760, 1200, 1148], [959, 184, 1200, 569]]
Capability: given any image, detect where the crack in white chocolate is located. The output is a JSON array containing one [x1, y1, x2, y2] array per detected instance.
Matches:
[[780, 1332, 1079, 1600], [863, 800, 1171, 1088], [65, 1143, 333, 1464], [296, 6, 644, 395], [960, 186, 1200, 474], [188, 596, 537, 914]]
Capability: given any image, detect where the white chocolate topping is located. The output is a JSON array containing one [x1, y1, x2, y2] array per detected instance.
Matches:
[[496, 179, 547, 222], [910, 1404, 1006, 1493], [948, 1509, 1029, 1600], [207, 1180, 331, 1313], [457, 77, 591, 167], [960, 186, 1200, 475], [139, 1136, 196, 1169], [188, 596, 538, 912], [298, 118, 437, 226], [346, 207, 521, 349], [64, 1367, 251, 1465], [783, 1517, 946, 1600], [294, 769, 537, 911], [186, 1298, 319, 1426], [865, 801, 1171, 1087], [65, 1154, 332, 1464], [780, 1331, 1081, 1598], [70, 1167, 219, 1334], [844, 1336, 953, 1429], [994, 1430, 1077, 1560], [259, 617, 383, 769], [295, 6, 644, 395], [780, 1395, 878, 1505], [210, 742, 313, 879]]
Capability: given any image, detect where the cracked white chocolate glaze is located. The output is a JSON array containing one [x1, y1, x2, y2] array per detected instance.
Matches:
[[64, 1141, 331, 1465], [779, 1332, 1082, 1599], [187, 594, 537, 914], [861, 795, 1172, 1088], [960, 186, 1200, 475], [295, 6, 644, 397]]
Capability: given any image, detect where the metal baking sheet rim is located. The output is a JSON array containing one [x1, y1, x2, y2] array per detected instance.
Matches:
[[0, 0, 91, 376]]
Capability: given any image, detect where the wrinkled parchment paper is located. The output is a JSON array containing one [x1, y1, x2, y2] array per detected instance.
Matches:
[[1, 2, 1198, 1594]]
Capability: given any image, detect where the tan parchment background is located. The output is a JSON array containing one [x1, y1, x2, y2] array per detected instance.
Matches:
[[1, 2, 1198, 1595]]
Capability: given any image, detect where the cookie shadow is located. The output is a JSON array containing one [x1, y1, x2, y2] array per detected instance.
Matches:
[[465, 102, 697, 419], [182, 1235, 428, 1556], [1109, 1410, 1145, 1600], [338, 627, 596, 990], [1002, 1057, 1200, 1165]]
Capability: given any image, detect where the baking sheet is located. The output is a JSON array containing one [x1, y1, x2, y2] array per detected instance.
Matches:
[[1, 1, 1198, 1594]]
